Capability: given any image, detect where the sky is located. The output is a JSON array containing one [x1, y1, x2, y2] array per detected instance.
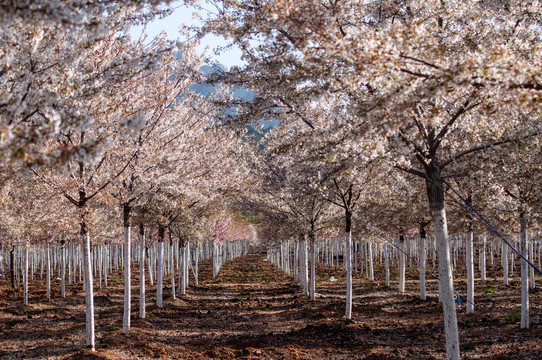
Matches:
[[130, 1, 243, 68]]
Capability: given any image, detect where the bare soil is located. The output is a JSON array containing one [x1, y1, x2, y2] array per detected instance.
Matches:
[[1, 254, 541, 359]]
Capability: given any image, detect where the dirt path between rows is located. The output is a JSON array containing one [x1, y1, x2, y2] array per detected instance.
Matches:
[[1, 254, 541, 359]]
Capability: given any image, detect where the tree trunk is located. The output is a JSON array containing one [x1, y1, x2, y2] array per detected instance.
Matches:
[[194, 244, 199, 286], [139, 224, 146, 319], [420, 232, 427, 300], [213, 240, 219, 281], [384, 243, 390, 287], [122, 204, 131, 334], [399, 234, 405, 293], [345, 211, 353, 320], [309, 235, 316, 301], [520, 218, 529, 329], [293, 240, 299, 285], [503, 242, 509, 285], [368, 241, 374, 281], [60, 240, 66, 298], [46, 243, 51, 301], [180, 239, 187, 295], [82, 226, 95, 351], [426, 171, 460, 360], [466, 231, 474, 313], [23, 247, 29, 306], [156, 225, 165, 308], [529, 239, 535, 289], [170, 233, 176, 300], [480, 236, 487, 281]]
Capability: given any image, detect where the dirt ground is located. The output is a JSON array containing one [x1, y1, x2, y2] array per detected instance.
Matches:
[[0, 254, 541, 359]]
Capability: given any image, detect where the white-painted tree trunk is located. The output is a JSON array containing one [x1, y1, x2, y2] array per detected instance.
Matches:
[[466, 231, 474, 313], [384, 244, 390, 287], [184, 242, 189, 290], [480, 236, 486, 281], [170, 240, 176, 299], [46, 243, 51, 301], [529, 237, 535, 289], [301, 238, 308, 295], [503, 243, 509, 285], [309, 239, 316, 301], [399, 236, 405, 293], [520, 222, 529, 329], [61, 243, 66, 298], [433, 208, 460, 360], [368, 241, 374, 282], [23, 247, 29, 306], [156, 239, 164, 308], [83, 231, 95, 351], [139, 226, 146, 319], [213, 241, 219, 281], [194, 245, 199, 286], [345, 230, 353, 320], [293, 240, 299, 285], [419, 236, 427, 300], [148, 245, 154, 286], [181, 244, 188, 295], [123, 223, 131, 334]]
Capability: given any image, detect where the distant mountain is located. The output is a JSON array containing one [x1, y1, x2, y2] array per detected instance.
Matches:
[[190, 64, 254, 102]]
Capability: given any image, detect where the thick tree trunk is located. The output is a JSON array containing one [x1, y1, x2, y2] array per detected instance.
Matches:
[[426, 172, 460, 360], [466, 231, 474, 313], [520, 219, 529, 329], [122, 205, 131, 334], [82, 226, 95, 351], [139, 224, 146, 319]]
